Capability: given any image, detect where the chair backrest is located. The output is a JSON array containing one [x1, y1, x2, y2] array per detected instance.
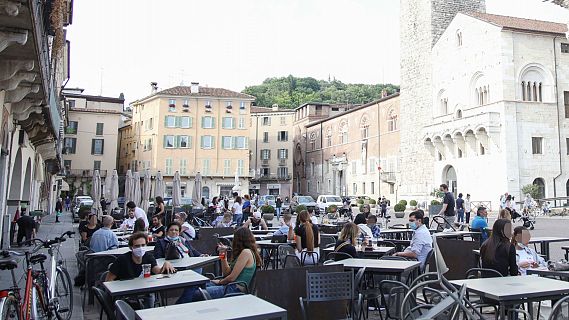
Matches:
[[465, 267, 503, 279], [114, 300, 135, 320], [271, 234, 287, 243], [198, 287, 212, 300], [278, 245, 296, 267], [379, 280, 410, 320], [284, 254, 301, 268], [326, 251, 353, 261], [86, 255, 117, 288], [319, 235, 336, 249], [92, 286, 116, 320], [305, 271, 354, 302], [422, 249, 434, 273], [548, 295, 569, 320], [377, 240, 397, 248], [300, 251, 320, 266]]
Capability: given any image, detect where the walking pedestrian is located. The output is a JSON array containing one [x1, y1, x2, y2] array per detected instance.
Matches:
[[275, 196, 283, 219], [456, 193, 465, 223], [465, 194, 472, 223], [16, 210, 36, 246], [64, 196, 71, 211], [438, 184, 455, 229], [55, 197, 63, 223]]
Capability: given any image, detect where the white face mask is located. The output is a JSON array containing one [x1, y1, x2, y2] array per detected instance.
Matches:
[[132, 247, 145, 258]]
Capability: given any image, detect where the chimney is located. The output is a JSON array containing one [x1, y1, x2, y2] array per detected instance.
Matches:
[[190, 82, 199, 94], [150, 82, 158, 94], [271, 104, 279, 111]]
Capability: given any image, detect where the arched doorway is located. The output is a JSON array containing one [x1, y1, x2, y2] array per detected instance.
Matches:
[[533, 178, 545, 199], [443, 165, 457, 196], [8, 148, 22, 200], [202, 186, 210, 200]]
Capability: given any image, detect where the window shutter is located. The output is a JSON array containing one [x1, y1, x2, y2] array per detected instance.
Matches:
[[211, 137, 215, 149], [189, 117, 193, 128], [175, 116, 181, 128], [91, 139, 95, 154], [200, 136, 204, 149], [163, 135, 167, 148], [189, 136, 193, 149], [201, 117, 205, 128], [232, 137, 237, 149], [212, 117, 215, 129], [174, 136, 180, 148], [245, 137, 249, 148], [164, 116, 168, 127], [100, 140, 104, 154], [285, 131, 289, 140]]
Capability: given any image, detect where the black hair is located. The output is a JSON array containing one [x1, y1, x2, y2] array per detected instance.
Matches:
[[353, 213, 366, 225], [409, 209, 424, 222], [167, 221, 182, 232], [477, 206, 486, 215], [128, 232, 148, 247], [458, 193, 463, 198], [127, 201, 136, 209], [481, 219, 512, 265], [440, 184, 448, 190], [367, 215, 377, 223], [155, 196, 163, 204]]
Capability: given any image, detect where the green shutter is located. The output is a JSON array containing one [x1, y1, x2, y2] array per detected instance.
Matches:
[[163, 136, 167, 148], [164, 116, 168, 127], [211, 137, 215, 149], [91, 139, 95, 154], [188, 136, 193, 149], [189, 117, 193, 128], [174, 136, 179, 148], [245, 137, 248, 148], [212, 117, 215, 129], [200, 136, 204, 149], [175, 116, 181, 128]]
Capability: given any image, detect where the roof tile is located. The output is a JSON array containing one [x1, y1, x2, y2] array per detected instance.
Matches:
[[157, 86, 255, 99], [465, 12, 568, 35]]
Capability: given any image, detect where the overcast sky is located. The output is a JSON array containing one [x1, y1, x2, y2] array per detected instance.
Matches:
[[66, 0, 569, 105]]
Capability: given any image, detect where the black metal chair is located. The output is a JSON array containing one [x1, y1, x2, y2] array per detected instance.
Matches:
[[320, 235, 336, 249], [422, 249, 434, 273], [278, 244, 296, 268], [327, 251, 353, 261], [92, 286, 116, 320], [198, 287, 212, 300], [379, 280, 410, 320], [114, 300, 135, 320], [354, 267, 383, 320], [299, 270, 362, 320], [284, 254, 301, 268], [84, 255, 117, 307], [548, 295, 569, 320]]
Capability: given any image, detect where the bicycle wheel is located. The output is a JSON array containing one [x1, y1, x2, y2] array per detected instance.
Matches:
[[54, 268, 73, 320], [0, 295, 18, 320], [32, 285, 49, 320]]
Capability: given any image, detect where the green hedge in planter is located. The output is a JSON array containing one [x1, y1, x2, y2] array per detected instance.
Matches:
[[261, 205, 275, 213], [369, 199, 376, 205], [327, 204, 338, 213], [431, 200, 441, 205], [394, 203, 406, 212], [359, 204, 365, 212], [295, 205, 307, 214], [410, 200, 417, 207], [398, 200, 408, 206], [356, 199, 365, 205]]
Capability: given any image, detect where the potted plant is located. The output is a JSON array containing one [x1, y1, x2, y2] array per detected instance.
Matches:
[[394, 203, 406, 218], [295, 205, 307, 214], [429, 188, 445, 216], [399, 199, 408, 207], [357, 199, 365, 206], [410, 200, 418, 209], [261, 205, 275, 224], [369, 199, 377, 208]]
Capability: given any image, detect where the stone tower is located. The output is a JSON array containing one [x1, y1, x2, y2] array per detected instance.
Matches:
[[398, 0, 486, 201]]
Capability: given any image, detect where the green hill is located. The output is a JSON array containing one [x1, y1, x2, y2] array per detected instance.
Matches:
[[242, 75, 399, 109]]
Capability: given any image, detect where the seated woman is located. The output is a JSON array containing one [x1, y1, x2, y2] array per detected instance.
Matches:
[[191, 227, 261, 301], [133, 218, 147, 233], [149, 215, 165, 238], [213, 212, 234, 228], [295, 210, 320, 265], [80, 212, 100, 245], [242, 211, 268, 230], [354, 213, 373, 238], [512, 226, 546, 275], [153, 222, 202, 259], [333, 222, 359, 260], [480, 219, 518, 277], [498, 209, 511, 221]]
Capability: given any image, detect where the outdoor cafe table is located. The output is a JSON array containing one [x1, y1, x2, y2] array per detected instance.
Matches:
[[256, 240, 295, 269], [433, 230, 480, 239], [450, 276, 569, 320], [327, 258, 421, 281], [221, 234, 272, 241], [529, 236, 569, 261], [135, 294, 287, 320], [322, 246, 395, 259], [527, 268, 569, 280], [155, 256, 219, 270], [103, 269, 208, 298], [87, 246, 154, 257]]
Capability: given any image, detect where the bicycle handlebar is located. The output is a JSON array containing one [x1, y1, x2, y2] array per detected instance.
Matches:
[[22, 230, 75, 248]]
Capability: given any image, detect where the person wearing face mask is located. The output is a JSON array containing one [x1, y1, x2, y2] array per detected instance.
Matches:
[[512, 226, 546, 275], [394, 210, 433, 269], [105, 232, 175, 308], [153, 222, 203, 259], [480, 219, 518, 277]]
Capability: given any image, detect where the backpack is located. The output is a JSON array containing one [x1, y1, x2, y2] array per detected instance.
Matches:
[[164, 241, 181, 260]]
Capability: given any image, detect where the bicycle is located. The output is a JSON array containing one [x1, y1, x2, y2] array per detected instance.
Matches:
[[0, 231, 75, 320]]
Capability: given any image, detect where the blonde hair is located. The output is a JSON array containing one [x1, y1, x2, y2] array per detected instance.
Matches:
[[339, 222, 359, 245], [499, 209, 511, 221]]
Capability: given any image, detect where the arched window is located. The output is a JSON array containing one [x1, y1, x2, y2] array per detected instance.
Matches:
[[470, 72, 489, 106], [533, 178, 545, 199], [456, 109, 463, 119], [360, 115, 369, 139], [387, 109, 398, 132], [326, 127, 332, 147], [520, 65, 549, 102], [339, 121, 348, 144], [202, 186, 210, 200], [456, 30, 463, 47], [437, 90, 448, 116]]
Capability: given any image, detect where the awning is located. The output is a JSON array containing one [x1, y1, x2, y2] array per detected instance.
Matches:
[[60, 180, 69, 192]]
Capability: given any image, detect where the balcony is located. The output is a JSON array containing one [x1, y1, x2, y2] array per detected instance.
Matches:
[[261, 159, 269, 166], [254, 174, 291, 181], [278, 159, 287, 166], [66, 169, 108, 178], [380, 172, 396, 184]]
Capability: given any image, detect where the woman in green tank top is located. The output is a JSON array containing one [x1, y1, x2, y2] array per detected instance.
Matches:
[[192, 227, 262, 301]]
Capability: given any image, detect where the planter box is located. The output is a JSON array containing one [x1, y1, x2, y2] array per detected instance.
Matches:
[[395, 211, 405, 218], [429, 205, 443, 216]]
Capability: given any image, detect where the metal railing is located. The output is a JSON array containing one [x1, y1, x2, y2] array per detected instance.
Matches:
[[66, 169, 107, 177]]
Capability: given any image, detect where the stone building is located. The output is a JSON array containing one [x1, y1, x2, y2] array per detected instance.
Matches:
[[62, 89, 124, 195], [128, 83, 255, 199], [249, 105, 295, 197], [302, 94, 400, 202]]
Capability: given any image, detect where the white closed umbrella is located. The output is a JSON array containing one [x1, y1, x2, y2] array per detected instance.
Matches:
[[133, 172, 141, 207], [172, 171, 182, 207], [191, 172, 203, 207], [154, 171, 165, 199], [124, 170, 132, 209], [141, 169, 151, 212], [92, 170, 102, 217], [110, 169, 119, 210]]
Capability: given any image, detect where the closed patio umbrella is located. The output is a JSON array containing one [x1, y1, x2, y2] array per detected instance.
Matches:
[[154, 171, 165, 199], [141, 169, 151, 212], [191, 172, 203, 207], [124, 170, 132, 210], [133, 172, 141, 207], [110, 169, 119, 210], [92, 170, 102, 217], [172, 171, 182, 207]]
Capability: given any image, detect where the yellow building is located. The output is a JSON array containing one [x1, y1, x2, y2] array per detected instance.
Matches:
[[129, 83, 255, 198], [249, 105, 295, 198]]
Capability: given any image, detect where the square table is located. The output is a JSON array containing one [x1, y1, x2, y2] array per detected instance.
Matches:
[[255, 240, 295, 269], [322, 246, 395, 259], [527, 268, 569, 280], [87, 246, 154, 257], [433, 231, 480, 239], [103, 269, 208, 298], [529, 237, 569, 261], [451, 276, 569, 319], [135, 294, 287, 320], [156, 256, 219, 270], [327, 258, 421, 280]]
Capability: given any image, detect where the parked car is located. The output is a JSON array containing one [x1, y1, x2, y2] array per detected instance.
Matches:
[[347, 196, 358, 207], [290, 196, 317, 213], [316, 195, 343, 215], [73, 196, 93, 222], [257, 195, 276, 208]]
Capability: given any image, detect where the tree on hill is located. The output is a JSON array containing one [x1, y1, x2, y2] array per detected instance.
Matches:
[[242, 75, 399, 108]]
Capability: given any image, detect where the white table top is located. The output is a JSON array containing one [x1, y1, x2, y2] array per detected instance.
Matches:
[[88, 246, 153, 257], [156, 256, 219, 269], [135, 294, 287, 320], [434, 231, 480, 237], [322, 246, 395, 254], [450, 276, 569, 301], [529, 237, 569, 243], [103, 269, 208, 297], [328, 258, 421, 273]]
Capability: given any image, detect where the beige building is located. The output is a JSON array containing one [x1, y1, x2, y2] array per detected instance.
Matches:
[[249, 105, 295, 198], [61, 88, 124, 193], [295, 93, 400, 203], [129, 83, 255, 199], [117, 117, 134, 174]]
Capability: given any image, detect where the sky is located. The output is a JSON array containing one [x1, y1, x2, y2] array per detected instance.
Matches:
[[66, 0, 569, 105]]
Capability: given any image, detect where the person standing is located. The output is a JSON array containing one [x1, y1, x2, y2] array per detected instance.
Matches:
[[55, 198, 63, 223], [275, 197, 283, 220], [100, 197, 107, 214], [465, 194, 472, 223], [231, 196, 243, 226], [438, 184, 455, 228], [456, 193, 465, 224], [16, 211, 36, 246], [242, 195, 252, 222], [64, 196, 71, 212], [126, 201, 149, 228]]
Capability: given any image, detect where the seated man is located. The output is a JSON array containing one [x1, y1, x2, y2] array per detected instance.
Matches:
[[242, 211, 268, 230], [175, 212, 196, 241], [89, 215, 119, 252], [120, 208, 137, 230], [212, 212, 233, 228], [366, 215, 381, 238], [105, 232, 175, 308], [394, 210, 433, 269], [470, 206, 489, 242], [273, 213, 294, 240]]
